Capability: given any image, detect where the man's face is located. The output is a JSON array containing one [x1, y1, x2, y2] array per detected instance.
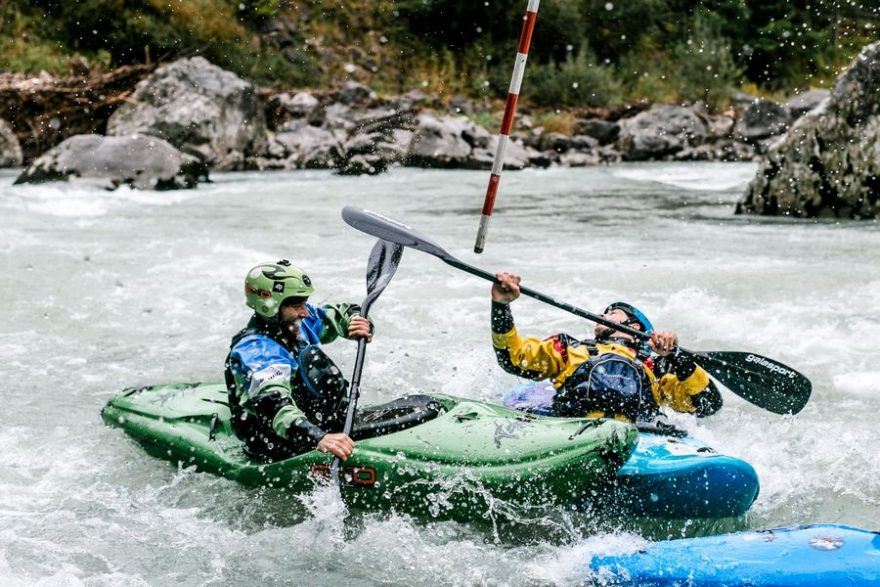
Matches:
[[279, 300, 309, 334], [595, 308, 639, 342]]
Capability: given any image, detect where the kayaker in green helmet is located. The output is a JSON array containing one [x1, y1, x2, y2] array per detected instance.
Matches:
[[490, 272, 722, 422], [224, 260, 372, 462]]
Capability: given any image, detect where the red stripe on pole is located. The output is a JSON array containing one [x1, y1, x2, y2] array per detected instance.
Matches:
[[500, 93, 520, 136], [482, 175, 501, 215], [517, 11, 538, 54]]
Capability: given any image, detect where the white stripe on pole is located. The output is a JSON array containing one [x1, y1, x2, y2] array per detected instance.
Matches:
[[491, 136, 509, 176], [508, 53, 528, 94]]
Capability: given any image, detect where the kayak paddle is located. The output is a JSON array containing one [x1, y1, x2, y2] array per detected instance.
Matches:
[[330, 238, 403, 484], [341, 206, 812, 415]]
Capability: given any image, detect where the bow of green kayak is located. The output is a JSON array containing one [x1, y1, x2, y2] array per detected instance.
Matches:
[[102, 382, 637, 521]]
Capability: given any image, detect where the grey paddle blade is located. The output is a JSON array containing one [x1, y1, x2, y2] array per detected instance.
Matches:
[[342, 207, 450, 261], [365, 239, 403, 300]]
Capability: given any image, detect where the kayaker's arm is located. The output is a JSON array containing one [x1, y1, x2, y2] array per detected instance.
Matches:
[[316, 302, 373, 343], [491, 301, 575, 383], [254, 388, 353, 460], [252, 388, 327, 446], [653, 351, 723, 417]]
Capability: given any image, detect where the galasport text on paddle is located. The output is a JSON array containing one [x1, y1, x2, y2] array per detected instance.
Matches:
[[343, 206, 812, 415]]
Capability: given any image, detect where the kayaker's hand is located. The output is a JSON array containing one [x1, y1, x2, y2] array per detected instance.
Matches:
[[649, 331, 679, 356], [348, 315, 373, 342], [317, 433, 355, 460], [491, 272, 521, 304]]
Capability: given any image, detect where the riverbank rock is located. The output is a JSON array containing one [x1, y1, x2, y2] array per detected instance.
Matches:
[[737, 41, 880, 219], [267, 91, 320, 124], [336, 109, 417, 175], [471, 135, 534, 170], [617, 105, 708, 160], [404, 112, 543, 170], [406, 113, 480, 168], [14, 134, 207, 190], [0, 118, 23, 167], [271, 121, 345, 169], [734, 98, 791, 141], [107, 57, 265, 170], [335, 81, 376, 106], [573, 118, 620, 145], [2, 59, 807, 177]]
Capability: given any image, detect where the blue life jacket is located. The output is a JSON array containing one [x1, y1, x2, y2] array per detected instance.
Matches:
[[555, 352, 658, 421]]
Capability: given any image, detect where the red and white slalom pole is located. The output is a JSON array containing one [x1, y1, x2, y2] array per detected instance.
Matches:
[[474, 0, 540, 254]]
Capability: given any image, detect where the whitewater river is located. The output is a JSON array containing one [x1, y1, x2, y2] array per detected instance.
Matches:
[[1, 163, 878, 585]]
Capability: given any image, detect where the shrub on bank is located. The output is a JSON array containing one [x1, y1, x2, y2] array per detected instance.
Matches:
[[0, 0, 876, 111]]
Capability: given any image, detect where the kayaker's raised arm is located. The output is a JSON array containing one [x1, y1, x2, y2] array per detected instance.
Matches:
[[490, 271, 586, 386]]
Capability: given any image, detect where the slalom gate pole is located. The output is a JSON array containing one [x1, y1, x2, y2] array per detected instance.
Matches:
[[473, 0, 540, 254]]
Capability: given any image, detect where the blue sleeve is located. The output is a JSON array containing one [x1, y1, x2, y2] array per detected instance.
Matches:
[[298, 304, 327, 346]]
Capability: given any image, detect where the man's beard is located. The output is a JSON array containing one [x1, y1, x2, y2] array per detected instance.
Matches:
[[280, 316, 308, 347]]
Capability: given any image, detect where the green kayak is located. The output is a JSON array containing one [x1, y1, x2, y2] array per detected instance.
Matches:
[[102, 382, 636, 521]]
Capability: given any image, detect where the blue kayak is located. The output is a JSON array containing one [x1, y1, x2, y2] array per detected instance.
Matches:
[[503, 382, 759, 518], [588, 524, 880, 586]]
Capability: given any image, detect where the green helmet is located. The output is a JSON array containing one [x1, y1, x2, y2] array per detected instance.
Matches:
[[244, 260, 314, 319]]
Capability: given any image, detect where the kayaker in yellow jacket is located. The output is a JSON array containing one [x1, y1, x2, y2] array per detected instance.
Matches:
[[490, 272, 722, 422]]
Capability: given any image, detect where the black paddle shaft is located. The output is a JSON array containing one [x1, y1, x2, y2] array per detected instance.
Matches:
[[445, 257, 652, 339], [341, 206, 812, 415], [330, 239, 403, 484]]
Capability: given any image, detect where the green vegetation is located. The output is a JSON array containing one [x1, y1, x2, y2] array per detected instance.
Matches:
[[1, 0, 878, 111]]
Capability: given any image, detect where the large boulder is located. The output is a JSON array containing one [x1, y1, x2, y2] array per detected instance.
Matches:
[[324, 108, 417, 175], [0, 118, 23, 167], [335, 81, 376, 106], [107, 57, 266, 169], [738, 41, 880, 219], [14, 134, 207, 190], [266, 91, 320, 128], [617, 105, 708, 160]]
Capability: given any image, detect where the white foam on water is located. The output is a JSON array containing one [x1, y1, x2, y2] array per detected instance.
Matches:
[[832, 371, 880, 397], [609, 161, 757, 191], [0, 181, 205, 217], [524, 532, 647, 585]]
